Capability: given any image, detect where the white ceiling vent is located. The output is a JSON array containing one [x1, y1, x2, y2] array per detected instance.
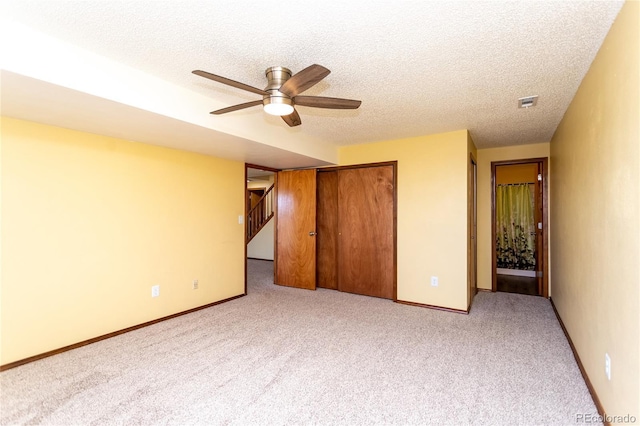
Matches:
[[518, 96, 539, 108]]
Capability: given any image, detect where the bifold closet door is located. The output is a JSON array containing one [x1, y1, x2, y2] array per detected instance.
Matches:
[[316, 171, 338, 289], [275, 169, 317, 290], [338, 166, 394, 299]]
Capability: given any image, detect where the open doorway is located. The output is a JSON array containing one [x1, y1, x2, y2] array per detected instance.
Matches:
[[245, 164, 279, 294], [491, 158, 548, 297]]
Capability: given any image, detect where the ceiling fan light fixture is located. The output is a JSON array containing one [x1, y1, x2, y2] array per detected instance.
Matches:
[[263, 96, 294, 116]]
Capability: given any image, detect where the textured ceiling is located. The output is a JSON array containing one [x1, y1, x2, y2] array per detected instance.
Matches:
[[0, 1, 624, 150]]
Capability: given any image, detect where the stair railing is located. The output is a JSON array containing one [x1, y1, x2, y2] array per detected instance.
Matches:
[[247, 184, 275, 243]]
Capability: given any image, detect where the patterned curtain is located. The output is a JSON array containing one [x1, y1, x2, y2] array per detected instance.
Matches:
[[496, 184, 536, 270]]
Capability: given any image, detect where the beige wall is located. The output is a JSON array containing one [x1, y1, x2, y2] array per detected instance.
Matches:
[[476, 143, 550, 290], [340, 130, 470, 311], [1, 117, 245, 365], [550, 1, 639, 419], [247, 177, 273, 190], [247, 219, 274, 260]]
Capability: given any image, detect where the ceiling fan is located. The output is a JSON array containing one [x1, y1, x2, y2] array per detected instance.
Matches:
[[192, 64, 361, 127]]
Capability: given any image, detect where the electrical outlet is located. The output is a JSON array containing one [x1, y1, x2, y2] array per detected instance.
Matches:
[[431, 276, 439, 287], [605, 353, 611, 380], [151, 285, 160, 298], [193, 279, 199, 290]]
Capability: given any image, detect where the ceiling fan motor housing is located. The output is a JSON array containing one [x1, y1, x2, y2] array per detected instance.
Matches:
[[265, 67, 291, 90], [263, 66, 293, 114]]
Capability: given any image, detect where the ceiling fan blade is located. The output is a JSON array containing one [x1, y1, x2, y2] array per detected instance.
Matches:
[[211, 100, 263, 115], [294, 96, 361, 109], [281, 109, 302, 127], [278, 64, 330, 97], [193, 70, 268, 96]]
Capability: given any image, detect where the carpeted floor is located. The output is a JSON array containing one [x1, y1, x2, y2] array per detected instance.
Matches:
[[0, 259, 597, 425]]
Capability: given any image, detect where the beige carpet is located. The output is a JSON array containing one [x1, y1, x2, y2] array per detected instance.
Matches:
[[1, 259, 597, 425]]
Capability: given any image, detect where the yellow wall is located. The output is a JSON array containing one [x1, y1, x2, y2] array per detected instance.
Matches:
[[476, 143, 550, 290], [495, 163, 538, 185], [0, 117, 245, 365], [550, 1, 639, 419], [340, 130, 470, 311]]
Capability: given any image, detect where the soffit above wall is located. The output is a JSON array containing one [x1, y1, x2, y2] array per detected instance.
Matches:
[[0, 1, 624, 160]]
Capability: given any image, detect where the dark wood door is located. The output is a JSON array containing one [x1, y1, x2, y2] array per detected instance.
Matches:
[[248, 189, 264, 209], [275, 169, 317, 290], [316, 171, 338, 289], [337, 165, 394, 299], [469, 155, 477, 307]]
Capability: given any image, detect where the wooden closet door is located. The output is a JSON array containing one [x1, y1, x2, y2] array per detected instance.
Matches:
[[275, 169, 317, 290], [338, 165, 395, 299], [316, 171, 338, 289]]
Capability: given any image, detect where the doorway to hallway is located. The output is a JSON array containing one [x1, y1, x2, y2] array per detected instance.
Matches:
[[491, 158, 548, 297], [244, 163, 279, 294]]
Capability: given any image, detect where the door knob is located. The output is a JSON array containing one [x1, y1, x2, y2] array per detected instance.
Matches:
[[309, 231, 317, 236]]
